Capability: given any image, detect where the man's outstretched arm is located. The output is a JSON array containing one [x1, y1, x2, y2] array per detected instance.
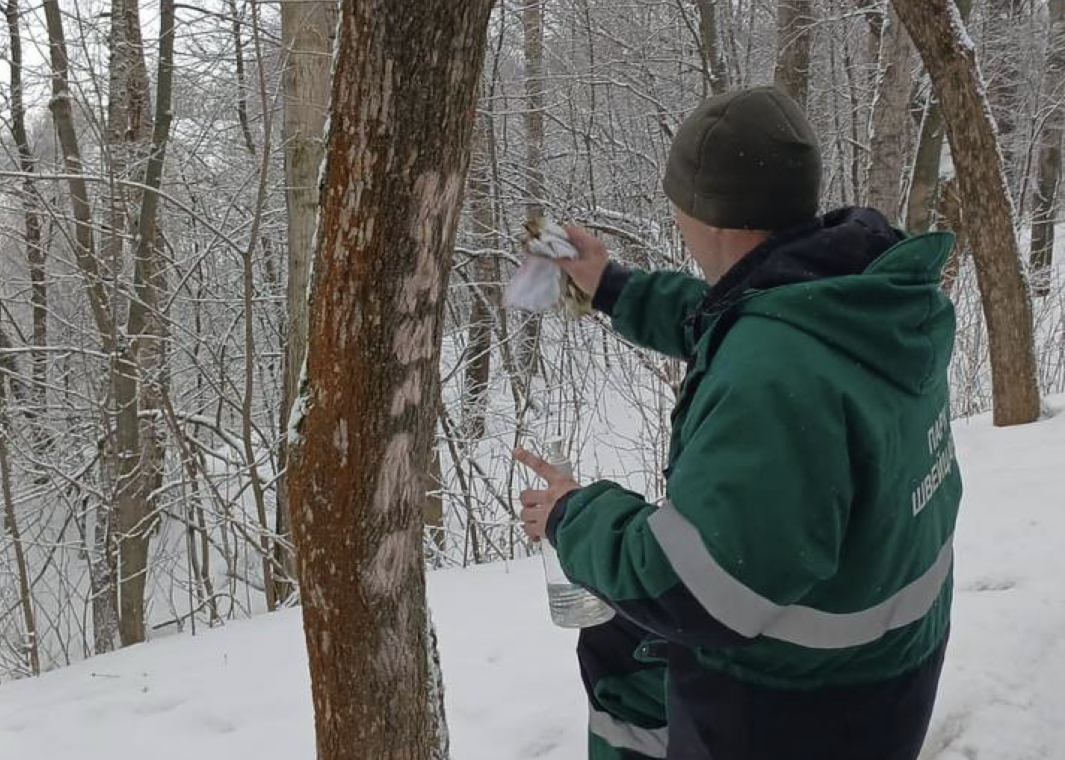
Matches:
[[563, 226, 708, 360]]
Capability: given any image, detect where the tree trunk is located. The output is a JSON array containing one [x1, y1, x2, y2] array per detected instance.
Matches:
[[523, 0, 545, 220], [1031, 0, 1065, 296], [983, 0, 1024, 197], [228, 0, 258, 158], [892, 0, 1040, 426], [695, 0, 731, 96], [43, 0, 122, 649], [89, 505, 120, 654], [425, 440, 446, 560], [774, 0, 813, 109], [904, 0, 973, 234], [279, 0, 337, 605], [3, 0, 47, 444], [42, 0, 113, 339], [867, 4, 915, 221], [0, 330, 39, 676], [936, 177, 967, 295], [285, 1, 494, 757], [116, 0, 176, 646], [464, 109, 497, 441], [519, 0, 546, 378]]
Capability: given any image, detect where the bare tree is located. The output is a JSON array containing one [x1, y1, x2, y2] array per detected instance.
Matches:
[[114, 0, 176, 647], [694, 0, 731, 95], [41, 0, 177, 648], [518, 0, 546, 378], [983, 0, 1025, 196], [867, 3, 914, 220], [775, 0, 813, 109], [904, 0, 973, 233], [285, 1, 495, 758], [0, 328, 38, 676], [1031, 0, 1065, 295], [464, 110, 498, 442], [892, 0, 1040, 426], [2, 0, 46, 442], [43, 0, 121, 652]]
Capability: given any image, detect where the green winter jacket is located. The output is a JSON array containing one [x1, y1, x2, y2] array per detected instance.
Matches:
[[548, 209, 962, 689]]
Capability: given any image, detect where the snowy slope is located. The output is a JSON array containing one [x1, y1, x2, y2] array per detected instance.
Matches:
[[1, 398, 1063, 760]]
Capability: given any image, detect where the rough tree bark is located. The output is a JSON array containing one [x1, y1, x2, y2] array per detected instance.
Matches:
[[905, 0, 973, 234], [285, 1, 495, 758], [892, 0, 1040, 426], [936, 177, 967, 294], [774, 0, 813, 109], [278, 0, 337, 604], [867, 4, 915, 220], [1030, 0, 1065, 295]]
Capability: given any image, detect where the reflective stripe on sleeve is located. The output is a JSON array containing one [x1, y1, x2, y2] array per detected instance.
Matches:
[[647, 500, 953, 649], [588, 703, 669, 758]]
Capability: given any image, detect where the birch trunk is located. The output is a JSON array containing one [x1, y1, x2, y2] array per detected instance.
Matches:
[[892, 0, 1040, 426], [285, 0, 494, 757]]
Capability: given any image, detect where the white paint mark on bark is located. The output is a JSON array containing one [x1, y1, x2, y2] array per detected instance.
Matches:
[[393, 316, 435, 365], [401, 172, 463, 313], [390, 372, 422, 417], [373, 434, 413, 516], [363, 529, 414, 597]]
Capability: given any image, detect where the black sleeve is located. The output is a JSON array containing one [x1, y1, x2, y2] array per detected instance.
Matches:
[[591, 261, 633, 316]]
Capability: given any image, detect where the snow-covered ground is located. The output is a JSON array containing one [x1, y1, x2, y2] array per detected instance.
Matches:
[[1, 398, 1063, 760]]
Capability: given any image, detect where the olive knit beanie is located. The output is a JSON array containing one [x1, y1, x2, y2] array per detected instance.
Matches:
[[663, 86, 822, 230]]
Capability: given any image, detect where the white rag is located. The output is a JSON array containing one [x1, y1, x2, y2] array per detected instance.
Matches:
[[504, 219, 579, 313]]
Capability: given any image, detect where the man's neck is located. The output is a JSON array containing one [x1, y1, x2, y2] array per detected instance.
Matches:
[[703, 229, 771, 284]]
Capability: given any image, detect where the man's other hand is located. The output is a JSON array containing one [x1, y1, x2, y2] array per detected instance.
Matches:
[[514, 447, 580, 541], [560, 225, 610, 297]]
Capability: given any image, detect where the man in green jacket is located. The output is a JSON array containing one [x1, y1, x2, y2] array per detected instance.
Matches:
[[515, 86, 961, 760]]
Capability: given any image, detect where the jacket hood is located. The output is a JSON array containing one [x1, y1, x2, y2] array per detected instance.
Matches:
[[696, 207, 956, 395]]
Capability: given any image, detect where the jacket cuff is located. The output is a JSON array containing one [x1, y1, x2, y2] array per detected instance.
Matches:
[[591, 262, 632, 316], [545, 489, 580, 547]]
